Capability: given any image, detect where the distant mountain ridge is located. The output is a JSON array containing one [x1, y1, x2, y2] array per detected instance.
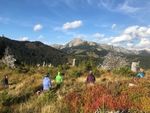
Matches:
[[52, 38, 150, 69], [0, 36, 68, 66], [0, 37, 150, 68], [52, 38, 142, 56]]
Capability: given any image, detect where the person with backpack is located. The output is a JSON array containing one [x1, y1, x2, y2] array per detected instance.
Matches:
[[55, 72, 63, 89], [86, 71, 96, 84], [43, 73, 52, 91]]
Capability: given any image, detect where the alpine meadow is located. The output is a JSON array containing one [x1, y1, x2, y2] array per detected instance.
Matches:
[[0, 0, 150, 113]]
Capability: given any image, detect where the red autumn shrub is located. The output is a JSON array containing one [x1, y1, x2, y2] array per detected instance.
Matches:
[[64, 84, 142, 113], [64, 91, 81, 113], [115, 94, 132, 110], [82, 85, 110, 113], [104, 94, 117, 110]]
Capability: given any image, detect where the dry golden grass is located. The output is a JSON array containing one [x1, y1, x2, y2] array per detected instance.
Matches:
[[0, 67, 150, 113]]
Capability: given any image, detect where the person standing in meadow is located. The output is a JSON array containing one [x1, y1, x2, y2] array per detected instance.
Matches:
[[3, 75, 9, 88], [86, 71, 96, 84], [43, 73, 52, 91], [55, 71, 63, 89]]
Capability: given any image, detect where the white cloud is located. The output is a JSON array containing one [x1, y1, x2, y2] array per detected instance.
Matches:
[[130, 38, 150, 51], [72, 33, 106, 43], [33, 24, 43, 31], [19, 37, 29, 41], [111, 24, 116, 29], [123, 25, 139, 35], [136, 38, 150, 48], [99, 0, 141, 14], [111, 25, 150, 43], [73, 34, 87, 39], [92, 33, 105, 39], [60, 24, 150, 51], [110, 25, 150, 50], [126, 43, 134, 47], [119, 1, 140, 13], [62, 20, 82, 30], [111, 34, 132, 43]]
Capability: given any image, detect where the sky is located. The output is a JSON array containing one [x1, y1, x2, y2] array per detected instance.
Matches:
[[0, 0, 150, 50]]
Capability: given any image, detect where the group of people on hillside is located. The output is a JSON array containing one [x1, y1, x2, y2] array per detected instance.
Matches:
[[43, 71, 63, 91], [42, 70, 96, 91], [42, 68, 146, 91], [1, 67, 145, 91]]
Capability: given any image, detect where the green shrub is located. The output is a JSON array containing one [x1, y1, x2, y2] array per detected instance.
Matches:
[[16, 66, 30, 73], [0, 91, 13, 106], [62, 64, 70, 70], [67, 67, 82, 78], [92, 68, 101, 77], [0, 62, 7, 70], [0, 106, 12, 113], [57, 65, 63, 72], [0, 90, 31, 106], [27, 67, 36, 75], [113, 67, 135, 77], [38, 90, 57, 105], [73, 70, 82, 78], [85, 61, 92, 71], [37, 66, 57, 78]]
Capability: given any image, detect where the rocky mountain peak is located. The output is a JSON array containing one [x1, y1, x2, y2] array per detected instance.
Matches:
[[66, 38, 86, 47]]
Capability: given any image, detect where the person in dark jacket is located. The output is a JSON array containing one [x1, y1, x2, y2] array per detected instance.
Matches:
[[86, 71, 96, 84], [3, 75, 9, 88]]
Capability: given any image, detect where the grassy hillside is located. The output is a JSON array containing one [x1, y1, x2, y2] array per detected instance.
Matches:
[[0, 65, 150, 113], [0, 36, 68, 66]]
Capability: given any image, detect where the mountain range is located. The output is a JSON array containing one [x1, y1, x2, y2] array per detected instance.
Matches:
[[52, 38, 150, 68], [0, 36, 150, 68], [52, 38, 150, 56]]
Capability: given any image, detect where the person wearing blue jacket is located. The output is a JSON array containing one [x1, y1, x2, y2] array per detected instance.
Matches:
[[43, 73, 52, 91], [136, 68, 145, 78], [137, 72, 145, 78]]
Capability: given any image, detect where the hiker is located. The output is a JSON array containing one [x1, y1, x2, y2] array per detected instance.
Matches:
[[43, 73, 52, 91], [136, 68, 145, 78], [2, 75, 9, 88], [36, 90, 41, 95], [55, 72, 63, 89], [86, 71, 96, 84]]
